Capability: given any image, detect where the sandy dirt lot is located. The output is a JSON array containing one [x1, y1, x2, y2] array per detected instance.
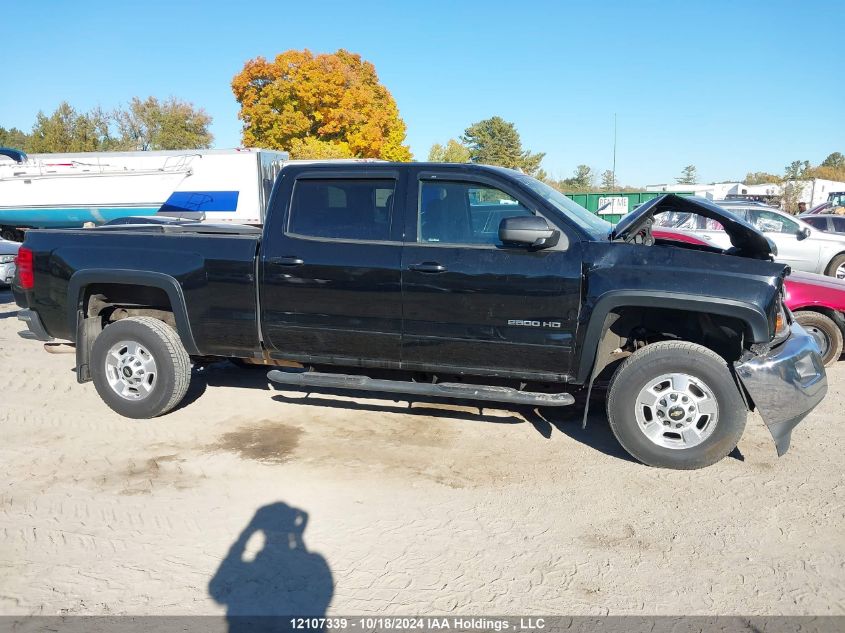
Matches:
[[1, 287, 843, 616]]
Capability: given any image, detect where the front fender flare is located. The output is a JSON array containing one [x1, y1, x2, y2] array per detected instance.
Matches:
[[575, 290, 770, 384]]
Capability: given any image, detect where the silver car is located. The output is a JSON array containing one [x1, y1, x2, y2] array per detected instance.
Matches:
[[656, 200, 845, 278], [800, 214, 845, 236], [0, 238, 19, 286]]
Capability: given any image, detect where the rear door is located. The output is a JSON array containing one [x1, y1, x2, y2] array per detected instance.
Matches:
[[400, 170, 582, 381], [259, 167, 405, 366]]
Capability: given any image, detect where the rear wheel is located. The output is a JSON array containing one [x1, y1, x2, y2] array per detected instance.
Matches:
[[91, 316, 191, 418], [794, 311, 843, 366], [825, 253, 845, 279], [607, 341, 747, 469]]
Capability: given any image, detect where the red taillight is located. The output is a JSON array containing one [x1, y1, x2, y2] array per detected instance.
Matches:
[[15, 247, 34, 289]]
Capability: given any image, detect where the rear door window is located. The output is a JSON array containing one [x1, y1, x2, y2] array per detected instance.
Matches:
[[832, 217, 845, 233], [803, 216, 827, 230], [288, 179, 395, 241]]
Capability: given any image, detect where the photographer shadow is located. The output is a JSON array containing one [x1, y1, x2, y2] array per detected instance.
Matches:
[[209, 502, 333, 632]]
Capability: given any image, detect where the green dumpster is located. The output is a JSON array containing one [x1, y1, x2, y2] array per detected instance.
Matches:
[[564, 191, 695, 224]]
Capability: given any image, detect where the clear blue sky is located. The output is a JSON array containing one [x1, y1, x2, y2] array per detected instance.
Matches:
[[3, 0, 842, 185]]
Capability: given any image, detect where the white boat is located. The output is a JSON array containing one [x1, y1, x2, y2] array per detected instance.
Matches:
[[0, 148, 288, 239]]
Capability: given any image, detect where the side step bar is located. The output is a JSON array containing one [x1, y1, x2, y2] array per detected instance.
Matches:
[[267, 369, 574, 407]]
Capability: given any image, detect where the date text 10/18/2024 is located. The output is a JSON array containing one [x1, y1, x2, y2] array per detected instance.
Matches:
[[289, 618, 547, 631]]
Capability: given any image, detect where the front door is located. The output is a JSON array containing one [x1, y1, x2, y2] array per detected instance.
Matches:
[[400, 173, 582, 381], [260, 170, 404, 366]]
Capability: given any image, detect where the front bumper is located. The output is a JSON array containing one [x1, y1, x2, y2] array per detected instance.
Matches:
[[734, 322, 827, 456], [17, 309, 53, 342]]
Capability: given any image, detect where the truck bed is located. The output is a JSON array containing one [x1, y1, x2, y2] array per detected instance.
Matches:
[[17, 225, 262, 356]]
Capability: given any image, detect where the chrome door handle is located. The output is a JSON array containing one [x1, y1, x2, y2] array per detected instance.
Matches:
[[409, 262, 447, 273], [268, 256, 304, 266]]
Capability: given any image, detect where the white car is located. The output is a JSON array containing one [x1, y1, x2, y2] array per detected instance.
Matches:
[[0, 238, 19, 286], [655, 200, 845, 278]]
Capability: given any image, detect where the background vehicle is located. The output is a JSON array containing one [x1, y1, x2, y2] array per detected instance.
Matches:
[[654, 227, 845, 365], [805, 192, 845, 215], [655, 199, 845, 278], [800, 214, 845, 235], [0, 237, 19, 285], [12, 167, 827, 470], [0, 148, 287, 241]]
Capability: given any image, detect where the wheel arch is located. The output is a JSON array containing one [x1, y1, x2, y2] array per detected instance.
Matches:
[[576, 291, 770, 384], [68, 270, 199, 384], [824, 250, 845, 277]]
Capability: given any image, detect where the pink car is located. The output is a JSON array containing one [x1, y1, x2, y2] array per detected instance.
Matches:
[[654, 227, 845, 366]]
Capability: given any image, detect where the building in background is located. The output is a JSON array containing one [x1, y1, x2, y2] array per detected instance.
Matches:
[[646, 179, 845, 207]]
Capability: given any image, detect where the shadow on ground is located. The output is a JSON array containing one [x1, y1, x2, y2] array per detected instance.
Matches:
[[193, 361, 637, 463], [0, 289, 18, 319], [209, 501, 333, 631]]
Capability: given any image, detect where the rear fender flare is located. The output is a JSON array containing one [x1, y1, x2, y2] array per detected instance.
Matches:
[[576, 290, 770, 384], [67, 269, 199, 355]]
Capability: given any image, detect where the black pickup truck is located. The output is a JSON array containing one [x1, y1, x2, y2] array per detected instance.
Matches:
[[12, 162, 828, 469]]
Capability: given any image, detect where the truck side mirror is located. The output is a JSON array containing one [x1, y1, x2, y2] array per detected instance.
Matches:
[[499, 216, 560, 249]]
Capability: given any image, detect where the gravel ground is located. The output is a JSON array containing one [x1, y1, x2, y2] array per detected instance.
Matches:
[[1, 288, 843, 616]]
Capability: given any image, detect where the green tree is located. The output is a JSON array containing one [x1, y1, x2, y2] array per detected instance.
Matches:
[[784, 160, 811, 180], [232, 49, 411, 161], [745, 171, 781, 185], [600, 169, 616, 190], [781, 160, 811, 214], [0, 126, 31, 150], [27, 102, 116, 153], [428, 138, 471, 163], [675, 164, 698, 185], [562, 164, 593, 190], [461, 116, 545, 175], [821, 152, 845, 169], [114, 96, 213, 151]]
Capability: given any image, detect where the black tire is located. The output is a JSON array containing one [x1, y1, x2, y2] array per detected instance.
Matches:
[[825, 253, 845, 279], [794, 311, 844, 366], [91, 316, 191, 419], [606, 341, 747, 469]]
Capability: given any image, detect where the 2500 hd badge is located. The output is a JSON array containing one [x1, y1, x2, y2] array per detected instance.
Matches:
[[508, 319, 563, 328]]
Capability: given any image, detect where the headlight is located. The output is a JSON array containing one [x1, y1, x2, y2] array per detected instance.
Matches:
[[772, 302, 790, 343], [0, 255, 15, 264]]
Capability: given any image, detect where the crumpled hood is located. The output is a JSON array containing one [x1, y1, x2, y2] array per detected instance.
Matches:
[[612, 194, 775, 260]]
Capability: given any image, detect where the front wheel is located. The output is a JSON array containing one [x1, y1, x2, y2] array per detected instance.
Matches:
[[607, 341, 747, 469], [794, 311, 843, 366], [825, 253, 845, 279], [91, 316, 191, 419]]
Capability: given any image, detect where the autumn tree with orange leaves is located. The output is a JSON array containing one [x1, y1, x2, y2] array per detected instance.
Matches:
[[231, 49, 412, 161]]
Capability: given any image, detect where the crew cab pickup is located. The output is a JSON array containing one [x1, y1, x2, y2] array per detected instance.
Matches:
[[12, 162, 828, 469]]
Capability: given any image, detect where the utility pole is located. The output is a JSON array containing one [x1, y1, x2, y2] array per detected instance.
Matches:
[[612, 113, 617, 190]]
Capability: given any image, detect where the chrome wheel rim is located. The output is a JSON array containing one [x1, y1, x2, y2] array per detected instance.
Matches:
[[105, 340, 158, 401], [634, 373, 718, 449], [803, 325, 830, 358], [836, 263, 845, 280]]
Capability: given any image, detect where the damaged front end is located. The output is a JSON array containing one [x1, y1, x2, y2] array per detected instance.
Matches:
[[734, 322, 827, 455], [612, 193, 776, 260]]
